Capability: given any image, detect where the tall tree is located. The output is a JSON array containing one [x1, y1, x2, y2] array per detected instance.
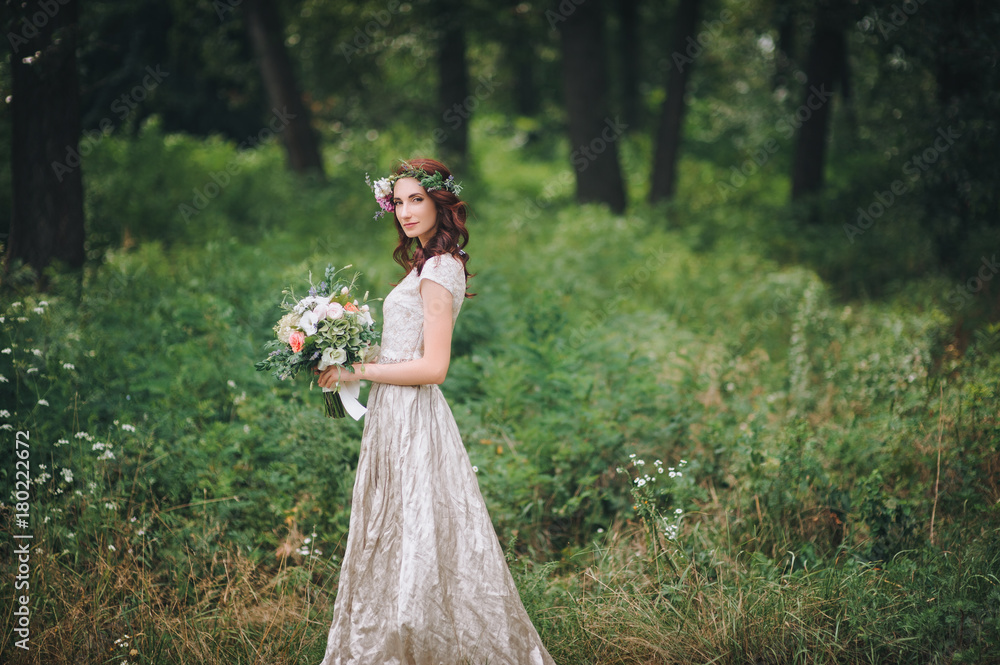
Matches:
[[436, 0, 470, 169], [617, 0, 641, 129], [505, 0, 541, 117], [243, 0, 325, 177], [559, 0, 627, 213], [6, 0, 86, 287], [790, 1, 845, 200], [649, 0, 702, 203]]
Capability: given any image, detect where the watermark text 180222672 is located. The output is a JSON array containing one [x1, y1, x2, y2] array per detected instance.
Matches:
[[12, 429, 34, 650]]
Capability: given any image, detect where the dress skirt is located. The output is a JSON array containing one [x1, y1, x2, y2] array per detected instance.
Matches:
[[319, 379, 555, 665]]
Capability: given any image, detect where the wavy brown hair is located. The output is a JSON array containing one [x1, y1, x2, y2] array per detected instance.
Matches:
[[390, 157, 474, 298]]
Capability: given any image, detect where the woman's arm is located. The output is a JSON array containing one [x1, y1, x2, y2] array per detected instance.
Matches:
[[316, 278, 454, 388]]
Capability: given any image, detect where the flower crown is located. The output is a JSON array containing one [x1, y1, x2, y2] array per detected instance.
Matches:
[[365, 162, 463, 219]]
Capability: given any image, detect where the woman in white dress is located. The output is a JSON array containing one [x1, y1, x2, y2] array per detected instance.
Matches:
[[316, 158, 555, 665]]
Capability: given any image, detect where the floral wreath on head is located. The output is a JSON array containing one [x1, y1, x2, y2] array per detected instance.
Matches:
[[365, 161, 463, 219]]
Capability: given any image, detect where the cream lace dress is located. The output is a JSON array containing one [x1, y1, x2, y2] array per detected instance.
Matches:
[[319, 254, 555, 665]]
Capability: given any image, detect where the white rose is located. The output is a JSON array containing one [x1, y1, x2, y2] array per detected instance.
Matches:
[[317, 346, 348, 371], [325, 302, 345, 320]]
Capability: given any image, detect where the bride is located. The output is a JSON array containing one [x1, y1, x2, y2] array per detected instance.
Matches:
[[316, 158, 555, 665]]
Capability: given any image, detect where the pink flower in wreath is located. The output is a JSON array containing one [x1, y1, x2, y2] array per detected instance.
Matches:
[[289, 330, 305, 353]]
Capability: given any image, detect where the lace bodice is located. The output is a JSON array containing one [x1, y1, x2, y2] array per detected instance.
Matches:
[[378, 254, 467, 363]]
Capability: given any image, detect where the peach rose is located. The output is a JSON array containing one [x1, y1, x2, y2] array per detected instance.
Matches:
[[289, 330, 305, 353], [344, 302, 359, 313]]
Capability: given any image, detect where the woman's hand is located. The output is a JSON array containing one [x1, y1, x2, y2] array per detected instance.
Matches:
[[316, 363, 365, 389]]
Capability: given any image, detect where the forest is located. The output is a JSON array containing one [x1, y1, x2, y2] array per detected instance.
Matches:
[[1, 0, 999, 662]]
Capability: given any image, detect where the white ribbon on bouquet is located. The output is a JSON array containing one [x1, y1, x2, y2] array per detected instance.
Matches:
[[323, 383, 367, 420]]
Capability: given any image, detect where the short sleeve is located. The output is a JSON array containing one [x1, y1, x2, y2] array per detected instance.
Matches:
[[418, 254, 467, 304]]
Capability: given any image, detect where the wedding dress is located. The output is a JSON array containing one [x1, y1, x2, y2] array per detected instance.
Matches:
[[319, 253, 555, 665]]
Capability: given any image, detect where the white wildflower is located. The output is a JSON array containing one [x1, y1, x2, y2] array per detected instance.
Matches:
[[108, 544, 116, 551], [62, 363, 75, 370], [122, 424, 136, 432], [61, 468, 74, 483], [37, 398, 49, 406], [1, 348, 10, 354], [32, 348, 42, 356], [227, 380, 236, 389]]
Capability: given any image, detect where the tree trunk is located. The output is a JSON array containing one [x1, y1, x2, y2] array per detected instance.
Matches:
[[507, 1, 539, 117], [243, 0, 325, 177], [6, 0, 86, 288], [436, 0, 469, 169], [649, 0, 702, 203], [617, 0, 640, 129], [790, 8, 843, 200], [560, 0, 627, 213]]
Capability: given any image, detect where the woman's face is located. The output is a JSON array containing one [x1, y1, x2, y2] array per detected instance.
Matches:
[[393, 177, 438, 247]]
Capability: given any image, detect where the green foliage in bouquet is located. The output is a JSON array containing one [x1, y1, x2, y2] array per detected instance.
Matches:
[[255, 265, 380, 417]]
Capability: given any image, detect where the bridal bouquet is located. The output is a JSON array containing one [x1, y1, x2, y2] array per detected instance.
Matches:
[[255, 264, 380, 419]]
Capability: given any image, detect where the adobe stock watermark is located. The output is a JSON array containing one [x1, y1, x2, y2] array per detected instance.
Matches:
[[507, 171, 575, 233], [858, 0, 930, 40], [6, 0, 72, 53], [715, 84, 834, 199], [506, 116, 627, 232], [177, 106, 297, 221], [50, 65, 170, 182], [671, 9, 735, 72], [945, 254, 999, 311], [545, 0, 588, 29], [567, 244, 671, 350], [338, 0, 407, 63], [571, 116, 628, 172], [843, 126, 960, 243], [408, 74, 500, 157]]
